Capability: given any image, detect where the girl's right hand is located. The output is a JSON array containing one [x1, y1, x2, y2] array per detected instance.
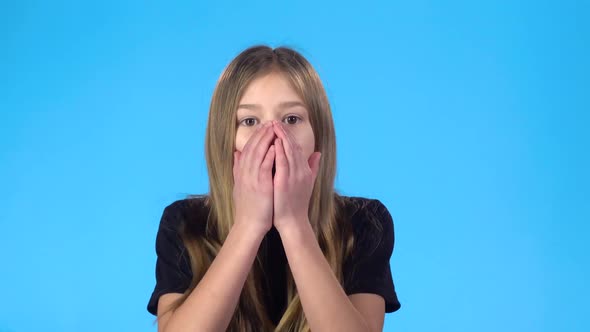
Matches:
[[232, 122, 276, 236]]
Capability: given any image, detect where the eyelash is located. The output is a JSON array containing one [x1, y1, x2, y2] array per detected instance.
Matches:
[[238, 115, 302, 127]]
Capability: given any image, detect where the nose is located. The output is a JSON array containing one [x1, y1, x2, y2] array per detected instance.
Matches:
[[262, 120, 277, 127]]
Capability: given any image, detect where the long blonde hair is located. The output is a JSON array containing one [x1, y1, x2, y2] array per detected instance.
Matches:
[[157, 45, 355, 331]]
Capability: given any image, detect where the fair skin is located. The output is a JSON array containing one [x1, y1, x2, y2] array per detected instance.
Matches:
[[156, 72, 386, 332]]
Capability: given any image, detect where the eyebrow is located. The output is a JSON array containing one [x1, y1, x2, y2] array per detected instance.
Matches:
[[237, 101, 307, 111]]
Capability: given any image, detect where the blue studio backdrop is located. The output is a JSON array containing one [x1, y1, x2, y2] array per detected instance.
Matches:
[[0, 1, 588, 331]]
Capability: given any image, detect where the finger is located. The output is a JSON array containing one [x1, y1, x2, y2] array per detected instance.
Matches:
[[272, 122, 296, 167], [274, 138, 289, 179], [241, 123, 270, 160], [243, 123, 274, 173], [251, 123, 277, 171], [278, 122, 307, 172], [260, 145, 275, 182]]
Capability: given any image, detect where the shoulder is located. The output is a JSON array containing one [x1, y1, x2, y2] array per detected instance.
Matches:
[[338, 195, 400, 312], [159, 194, 210, 235], [338, 195, 395, 257], [338, 195, 393, 232]]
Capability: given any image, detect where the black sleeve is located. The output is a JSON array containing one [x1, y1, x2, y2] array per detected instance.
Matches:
[[346, 199, 401, 313], [146, 202, 193, 316]]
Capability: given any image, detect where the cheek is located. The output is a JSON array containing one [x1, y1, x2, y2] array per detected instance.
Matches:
[[235, 132, 249, 152], [295, 126, 315, 158], [304, 138, 315, 159]]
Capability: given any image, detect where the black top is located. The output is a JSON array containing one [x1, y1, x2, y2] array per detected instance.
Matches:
[[146, 195, 401, 323]]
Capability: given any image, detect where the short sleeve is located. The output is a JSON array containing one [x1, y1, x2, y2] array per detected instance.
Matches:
[[146, 202, 193, 316], [345, 199, 401, 313]]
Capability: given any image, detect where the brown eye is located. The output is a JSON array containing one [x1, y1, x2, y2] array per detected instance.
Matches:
[[240, 118, 257, 126], [285, 115, 300, 125]]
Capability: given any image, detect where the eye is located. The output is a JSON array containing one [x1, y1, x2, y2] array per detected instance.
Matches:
[[284, 115, 301, 125], [239, 118, 257, 127]]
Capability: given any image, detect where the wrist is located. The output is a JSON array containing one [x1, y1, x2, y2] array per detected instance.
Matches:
[[232, 219, 270, 239], [276, 218, 312, 239]]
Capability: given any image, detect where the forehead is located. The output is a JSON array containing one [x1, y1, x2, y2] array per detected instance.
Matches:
[[238, 72, 303, 104]]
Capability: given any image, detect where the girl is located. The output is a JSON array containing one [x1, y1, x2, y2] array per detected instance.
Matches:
[[147, 45, 400, 332]]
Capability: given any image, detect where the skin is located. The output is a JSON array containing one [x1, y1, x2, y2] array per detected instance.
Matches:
[[233, 71, 321, 232], [234, 71, 315, 160]]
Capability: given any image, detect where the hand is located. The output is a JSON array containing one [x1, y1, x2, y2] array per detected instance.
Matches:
[[271, 120, 322, 233], [233, 122, 277, 237]]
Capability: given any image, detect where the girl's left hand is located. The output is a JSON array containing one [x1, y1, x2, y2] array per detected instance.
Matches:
[[271, 120, 322, 233]]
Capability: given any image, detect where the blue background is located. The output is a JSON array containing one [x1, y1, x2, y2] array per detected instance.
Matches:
[[1, 1, 588, 331]]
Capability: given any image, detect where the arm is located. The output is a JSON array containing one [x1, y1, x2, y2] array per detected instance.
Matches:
[[159, 222, 265, 332], [278, 221, 375, 332]]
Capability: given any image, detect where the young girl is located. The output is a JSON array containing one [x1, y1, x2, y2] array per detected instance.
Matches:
[[147, 45, 401, 332]]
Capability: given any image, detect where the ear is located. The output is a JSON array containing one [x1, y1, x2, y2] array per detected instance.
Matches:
[[308, 152, 322, 180]]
